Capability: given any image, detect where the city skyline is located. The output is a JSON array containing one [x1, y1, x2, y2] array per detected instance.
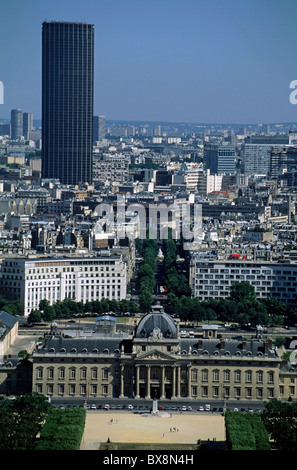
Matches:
[[0, 0, 297, 124]]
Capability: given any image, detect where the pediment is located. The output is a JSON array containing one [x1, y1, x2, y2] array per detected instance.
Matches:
[[136, 348, 175, 361]]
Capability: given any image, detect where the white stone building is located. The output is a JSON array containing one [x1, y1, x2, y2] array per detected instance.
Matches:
[[0, 253, 127, 316]]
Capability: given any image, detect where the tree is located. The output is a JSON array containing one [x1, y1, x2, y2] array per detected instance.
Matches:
[[28, 309, 42, 323], [261, 398, 297, 450], [0, 393, 51, 450], [229, 281, 257, 303]]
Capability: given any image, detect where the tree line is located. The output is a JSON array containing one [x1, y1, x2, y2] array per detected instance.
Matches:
[[28, 297, 140, 323], [166, 280, 297, 326]]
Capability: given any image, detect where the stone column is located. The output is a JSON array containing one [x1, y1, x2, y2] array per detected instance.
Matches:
[[145, 365, 151, 400], [172, 366, 176, 400], [161, 365, 165, 399], [135, 365, 140, 399], [187, 364, 191, 398], [177, 366, 181, 399], [119, 364, 125, 398]]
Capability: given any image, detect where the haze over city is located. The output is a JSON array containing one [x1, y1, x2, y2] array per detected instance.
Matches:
[[1, 0, 297, 124]]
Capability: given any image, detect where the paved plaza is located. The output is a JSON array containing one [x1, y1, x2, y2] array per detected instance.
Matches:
[[80, 411, 225, 450]]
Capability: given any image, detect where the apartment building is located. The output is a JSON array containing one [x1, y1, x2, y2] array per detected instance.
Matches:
[[190, 257, 297, 303], [93, 155, 130, 184], [0, 252, 127, 316]]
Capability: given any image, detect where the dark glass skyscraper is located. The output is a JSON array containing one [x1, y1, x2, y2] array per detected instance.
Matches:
[[42, 21, 94, 185]]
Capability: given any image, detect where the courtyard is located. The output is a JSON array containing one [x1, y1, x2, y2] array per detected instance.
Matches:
[[80, 411, 225, 450]]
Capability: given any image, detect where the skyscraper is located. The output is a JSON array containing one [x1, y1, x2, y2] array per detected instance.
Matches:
[[42, 21, 94, 185], [11, 109, 23, 140], [23, 112, 33, 139]]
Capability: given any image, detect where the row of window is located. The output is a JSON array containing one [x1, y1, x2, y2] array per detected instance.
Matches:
[[35, 367, 275, 384]]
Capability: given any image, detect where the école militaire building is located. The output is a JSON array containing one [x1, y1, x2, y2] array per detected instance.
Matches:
[[31, 304, 283, 404]]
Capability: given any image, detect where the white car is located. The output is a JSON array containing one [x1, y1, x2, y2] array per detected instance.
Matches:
[[91, 404, 96, 409], [128, 404, 134, 410], [104, 404, 110, 410], [182, 406, 187, 411], [199, 406, 204, 411]]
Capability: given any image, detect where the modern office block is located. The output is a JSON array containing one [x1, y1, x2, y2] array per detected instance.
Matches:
[[11, 109, 23, 140], [42, 21, 94, 185], [242, 136, 290, 176], [93, 115, 106, 142], [0, 253, 127, 316], [203, 143, 236, 175], [190, 257, 297, 303], [23, 112, 33, 139]]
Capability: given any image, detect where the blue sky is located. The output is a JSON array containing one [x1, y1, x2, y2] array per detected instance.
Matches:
[[1, 0, 297, 123]]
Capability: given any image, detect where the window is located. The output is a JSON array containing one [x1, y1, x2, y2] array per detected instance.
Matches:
[[257, 371, 263, 383], [192, 369, 198, 381], [268, 371, 274, 383], [245, 371, 252, 383], [202, 386, 208, 397], [224, 370, 230, 382], [235, 370, 241, 383], [213, 370, 219, 382], [202, 369, 208, 382]]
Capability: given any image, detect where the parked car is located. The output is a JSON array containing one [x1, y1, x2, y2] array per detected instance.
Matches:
[[104, 404, 110, 410], [205, 404, 210, 411], [187, 406, 193, 411], [91, 404, 96, 409], [128, 404, 134, 410], [199, 406, 204, 411]]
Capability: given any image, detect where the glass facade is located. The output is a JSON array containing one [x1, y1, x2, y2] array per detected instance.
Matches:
[[42, 22, 94, 185]]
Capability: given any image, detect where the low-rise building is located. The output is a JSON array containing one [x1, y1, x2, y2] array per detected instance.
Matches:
[[31, 305, 282, 404]]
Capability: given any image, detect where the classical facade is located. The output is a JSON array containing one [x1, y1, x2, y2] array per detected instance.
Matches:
[[31, 305, 289, 404]]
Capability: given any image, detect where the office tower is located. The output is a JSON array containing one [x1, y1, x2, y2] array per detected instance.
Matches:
[[42, 21, 94, 185], [11, 109, 23, 139], [203, 143, 236, 175], [242, 135, 290, 176], [270, 146, 297, 186], [23, 112, 33, 139], [153, 125, 161, 136], [93, 115, 106, 143]]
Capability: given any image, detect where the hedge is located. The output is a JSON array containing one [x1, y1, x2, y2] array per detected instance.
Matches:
[[225, 411, 270, 451], [35, 408, 86, 450]]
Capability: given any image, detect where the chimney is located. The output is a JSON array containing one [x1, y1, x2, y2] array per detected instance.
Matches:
[[220, 338, 225, 349], [242, 340, 246, 350], [264, 339, 272, 354], [198, 339, 203, 349]]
